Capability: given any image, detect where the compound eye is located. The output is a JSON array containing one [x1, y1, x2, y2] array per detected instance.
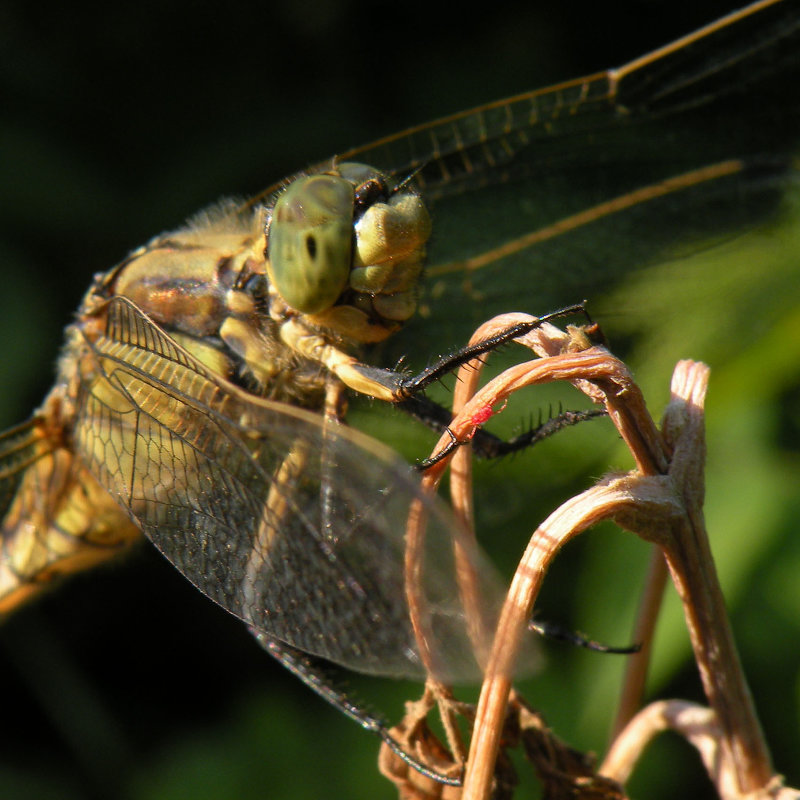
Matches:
[[267, 175, 354, 314]]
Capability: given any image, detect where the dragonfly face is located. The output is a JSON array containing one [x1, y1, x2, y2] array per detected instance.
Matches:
[[1, 0, 799, 793]]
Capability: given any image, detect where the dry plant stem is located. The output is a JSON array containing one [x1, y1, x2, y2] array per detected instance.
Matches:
[[603, 700, 797, 800], [409, 315, 571, 676], [430, 679, 470, 767], [413, 319, 659, 799], [603, 700, 724, 785], [441, 345, 650, 799], [411, 318, 775, 797], [448, 315, 668, 738], [444, 315, 577, 535], [611, 548, 669, 739], [634, 361, 773, 792], [599, 700, 800, 800], [404, 493, 441, 677], [462, 479, 644, 800], [448, 315, 550, 664], [456, 354, 776, 800], [535, 318, 672, 733]]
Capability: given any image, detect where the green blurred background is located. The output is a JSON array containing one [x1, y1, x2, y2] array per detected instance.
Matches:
[[1, 1, 799, 798]]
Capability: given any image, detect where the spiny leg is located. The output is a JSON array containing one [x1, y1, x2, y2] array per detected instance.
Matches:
[[251, 631, 462, 787], [348, 304, 591, 402], [352, 304, 604, 466], [402, 395, 604, 469]]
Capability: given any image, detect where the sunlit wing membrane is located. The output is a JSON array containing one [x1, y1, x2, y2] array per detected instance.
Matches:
[[337, 0, 800, 192], [73, 296, 518, 681], [259, 0, 800, 352]]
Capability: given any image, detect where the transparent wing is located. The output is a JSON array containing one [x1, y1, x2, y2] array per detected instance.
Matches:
[[251, 1, 800, 353], [73, 297, 517, 682], [340, 0, 799, 198], [369, 0, 800, 350]]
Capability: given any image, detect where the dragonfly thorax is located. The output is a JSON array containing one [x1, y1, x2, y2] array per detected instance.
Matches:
[[60, 163, 434, 411]]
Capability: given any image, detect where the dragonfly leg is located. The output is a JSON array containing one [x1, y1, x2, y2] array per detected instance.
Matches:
[[283, 301, 600, 464], [402, 394, 604, 466], [396, 302, 591, 399], [529, 618, 640, 655], [296, 302, 590, 404], [318, 379, 349, 544], [250, 630, 463, 786]]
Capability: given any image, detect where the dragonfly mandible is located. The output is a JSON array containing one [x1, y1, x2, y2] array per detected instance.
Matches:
[[1, 0, 799, 792]]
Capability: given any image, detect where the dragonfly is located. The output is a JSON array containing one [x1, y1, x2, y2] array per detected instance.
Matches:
[[1, 0, 799, 790]]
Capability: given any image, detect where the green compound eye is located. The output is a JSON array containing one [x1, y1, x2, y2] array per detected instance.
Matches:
[[268, 175, 354, 314]]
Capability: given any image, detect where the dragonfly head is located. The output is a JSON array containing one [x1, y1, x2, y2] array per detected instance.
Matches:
[[266, 162, 431, 343]]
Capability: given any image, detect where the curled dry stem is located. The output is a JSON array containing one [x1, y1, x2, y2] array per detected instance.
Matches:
[[405, 314, 786, 800]]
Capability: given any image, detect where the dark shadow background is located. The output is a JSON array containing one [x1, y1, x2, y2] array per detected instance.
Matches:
[[1, 1, 799, 798]]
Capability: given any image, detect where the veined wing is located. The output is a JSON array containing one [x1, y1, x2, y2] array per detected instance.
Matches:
[[340, 0, 800, 197], [73, 296, 515, 681], [251, 1, 800, 353], [378, 0, 800, 351]]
